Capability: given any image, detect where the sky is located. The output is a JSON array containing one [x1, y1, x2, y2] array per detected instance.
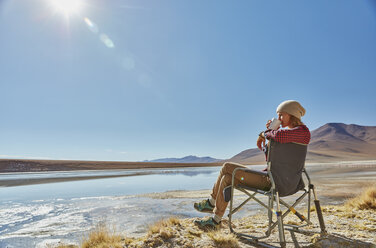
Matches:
[[0, 0, 375, 162]]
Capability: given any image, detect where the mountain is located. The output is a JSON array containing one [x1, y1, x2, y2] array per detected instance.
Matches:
[[228, 123, 376, 164], [144, 155, 221, 163], [308, 123, 376, 162]]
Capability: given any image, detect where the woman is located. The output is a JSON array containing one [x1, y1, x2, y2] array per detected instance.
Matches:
[[194, 100, 311, 229]]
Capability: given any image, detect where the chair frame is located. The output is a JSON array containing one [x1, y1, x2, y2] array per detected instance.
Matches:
[[227, 141, 326, 248]]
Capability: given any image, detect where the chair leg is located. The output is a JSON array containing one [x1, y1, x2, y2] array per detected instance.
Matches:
[[275, 192, 286, 248], [314, 199, 326, 234], [277, 211, 286, 247], [228, 182, 235, 233], [289, 229, 300, 248], [312, 185, 326, 234], [266, 194, 273, 236]]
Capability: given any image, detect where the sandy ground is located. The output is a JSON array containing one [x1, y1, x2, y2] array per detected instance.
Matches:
[[128, 162, 376, 248], [128, 191, 376, 247], [126, 203, 376, 248]]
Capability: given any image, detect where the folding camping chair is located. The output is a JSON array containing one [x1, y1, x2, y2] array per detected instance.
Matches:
[[227, 140, 326, 248]]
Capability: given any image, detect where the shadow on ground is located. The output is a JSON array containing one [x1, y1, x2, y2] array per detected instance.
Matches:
[[237, 232, 376, 248]]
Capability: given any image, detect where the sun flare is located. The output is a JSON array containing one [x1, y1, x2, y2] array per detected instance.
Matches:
[[49, 0, 83, 15]]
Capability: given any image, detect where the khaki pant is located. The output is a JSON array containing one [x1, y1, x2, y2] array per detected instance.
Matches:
[[211, 162, 271, 217]]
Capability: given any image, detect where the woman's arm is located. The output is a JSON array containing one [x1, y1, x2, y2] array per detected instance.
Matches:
[[264, 125, 310, 144]]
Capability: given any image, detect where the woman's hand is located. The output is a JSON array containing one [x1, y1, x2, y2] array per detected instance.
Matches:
[[266, 120, 272, 129], [257, 135, 265, 150]]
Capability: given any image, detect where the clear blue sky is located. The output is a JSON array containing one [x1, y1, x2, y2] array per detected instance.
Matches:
[[0, 0, 375, 161]]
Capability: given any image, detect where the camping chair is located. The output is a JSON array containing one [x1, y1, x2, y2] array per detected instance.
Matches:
[[226, 140, 326, 248]]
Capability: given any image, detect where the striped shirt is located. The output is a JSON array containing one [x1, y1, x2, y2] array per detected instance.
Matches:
[[264, 125, 311, 145]]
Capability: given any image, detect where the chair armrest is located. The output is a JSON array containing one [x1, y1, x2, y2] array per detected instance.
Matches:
[[232, 167, 276, 192]]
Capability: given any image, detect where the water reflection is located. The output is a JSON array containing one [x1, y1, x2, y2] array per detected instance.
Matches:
[[0, 167, 225, 202]]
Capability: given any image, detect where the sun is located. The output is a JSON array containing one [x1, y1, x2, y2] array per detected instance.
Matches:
[[49, 0, 83, 16]]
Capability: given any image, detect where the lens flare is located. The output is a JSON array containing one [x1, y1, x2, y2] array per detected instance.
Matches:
[[100, 34, 115, 48], [84, 17, 98, 33]]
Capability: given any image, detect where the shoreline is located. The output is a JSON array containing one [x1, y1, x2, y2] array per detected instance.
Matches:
[[0, 158, 223, 173], [0, 171, 153, 187]]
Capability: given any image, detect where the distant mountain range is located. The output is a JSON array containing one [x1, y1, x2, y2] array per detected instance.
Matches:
[[144, 155, 221, 163], [143, 123, 376, 164], [228, 123, 376, 164], [308, 123, 376, 162]]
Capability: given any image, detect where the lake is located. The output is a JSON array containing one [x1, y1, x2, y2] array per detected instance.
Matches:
[[0, 165, 268, 248]]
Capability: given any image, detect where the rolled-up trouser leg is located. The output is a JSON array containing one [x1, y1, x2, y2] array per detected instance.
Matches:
[[211, 162, 246, 201], [212, 162, 271, 217]]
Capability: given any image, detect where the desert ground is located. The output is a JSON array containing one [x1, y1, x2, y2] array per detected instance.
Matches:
[[132, 163, 376, 247]]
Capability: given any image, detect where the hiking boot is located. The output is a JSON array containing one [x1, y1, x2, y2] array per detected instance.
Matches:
[[194, 217, 220, 230], [194, 199, 214, 213]]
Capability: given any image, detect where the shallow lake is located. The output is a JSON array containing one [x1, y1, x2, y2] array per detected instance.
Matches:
[[0, 166, 229, 202], [0, 165, 268, 248]]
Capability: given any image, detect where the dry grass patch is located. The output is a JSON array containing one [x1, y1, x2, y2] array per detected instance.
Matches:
[[148, 217, 180, 232], [207, 230, 240, 248], [148, 217, 181, 240], [187, 228, 202, 237], [81, 224, 126, 248], [345, 185, 376, 210], [351, 223, 376, 232]]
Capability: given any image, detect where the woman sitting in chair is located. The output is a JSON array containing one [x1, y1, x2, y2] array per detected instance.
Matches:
[[194, 100, 311, 229]]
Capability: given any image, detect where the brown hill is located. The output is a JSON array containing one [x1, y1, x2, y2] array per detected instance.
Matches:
[[308, 123, 376, 162], [228, 123, 376, 164], [0, 159, 222, 173]]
